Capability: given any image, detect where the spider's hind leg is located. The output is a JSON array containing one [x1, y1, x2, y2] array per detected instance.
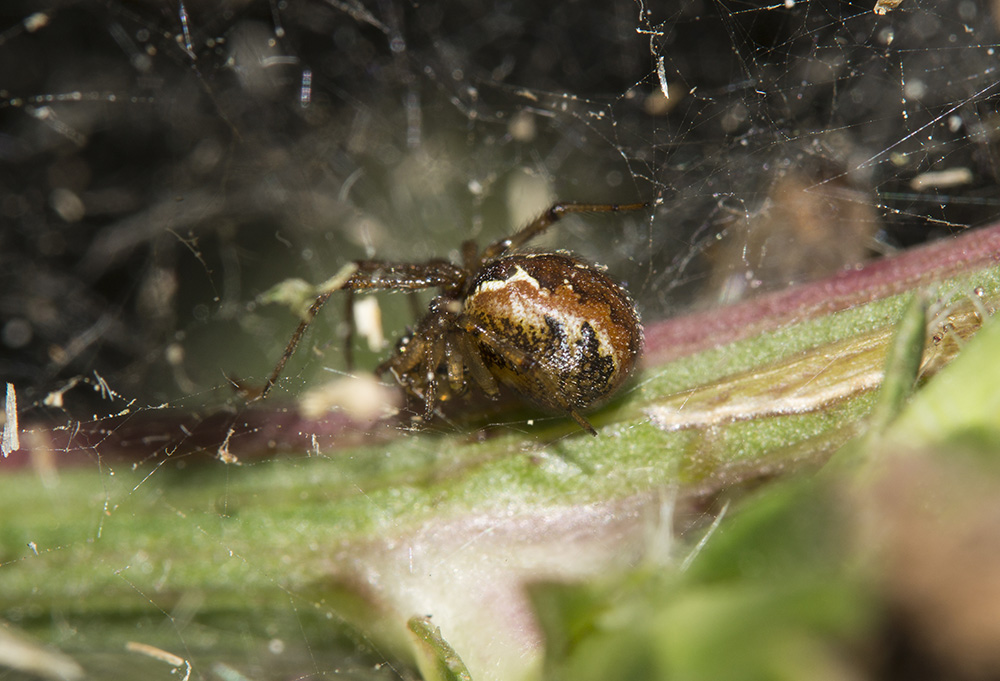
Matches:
[[481, 201, 649, 260]]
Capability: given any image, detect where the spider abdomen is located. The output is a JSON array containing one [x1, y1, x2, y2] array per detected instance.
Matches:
[[462, 253, 643, 416]]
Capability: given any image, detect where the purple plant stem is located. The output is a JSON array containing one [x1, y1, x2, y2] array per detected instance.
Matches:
[[646, 224, 1000, 363]]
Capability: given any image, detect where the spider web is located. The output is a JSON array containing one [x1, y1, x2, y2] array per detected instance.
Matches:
[[1, 0, 999, 678]]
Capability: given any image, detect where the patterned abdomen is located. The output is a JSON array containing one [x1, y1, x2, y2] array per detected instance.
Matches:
[[462, 253, 643, 414]]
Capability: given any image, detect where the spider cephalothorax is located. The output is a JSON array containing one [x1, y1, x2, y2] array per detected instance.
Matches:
[[260, 202, 647, 434]]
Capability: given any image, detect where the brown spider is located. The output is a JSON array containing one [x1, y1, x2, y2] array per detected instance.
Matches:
[[259, 202, 647, 435]]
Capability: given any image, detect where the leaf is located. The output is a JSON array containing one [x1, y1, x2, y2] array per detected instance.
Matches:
[[3, 225, 1000, 680]]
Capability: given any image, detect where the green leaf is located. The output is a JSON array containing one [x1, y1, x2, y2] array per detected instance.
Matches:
[[4, 228, 1000, 680]]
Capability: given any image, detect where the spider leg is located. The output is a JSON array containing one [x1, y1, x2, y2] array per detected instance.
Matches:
[[568, 408, 599, 436], [344, 289, 355, 372], [374, 336, 422, 378], [445, 334, 467, 396], [260, 289, 336, 399], [258, 259, 465, 400], [407, 291, 424, 324], [480, 202, 648, 260], [420, 331, 447, 419], [458, 332, 499, 398], [346, 260, 465, 292]]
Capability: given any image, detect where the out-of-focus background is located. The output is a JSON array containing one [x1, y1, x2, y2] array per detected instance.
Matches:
[[5, 3, 1000, 681]]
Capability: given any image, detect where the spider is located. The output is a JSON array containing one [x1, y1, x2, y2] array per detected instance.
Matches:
[[258, 202, 647, 435]]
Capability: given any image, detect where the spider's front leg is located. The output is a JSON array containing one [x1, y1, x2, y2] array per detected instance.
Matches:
[[374, 297, 468, 421], [257, 260, 465, 400]]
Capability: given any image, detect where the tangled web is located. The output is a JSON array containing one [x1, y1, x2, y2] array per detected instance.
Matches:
[[1, 0, 999, 677]]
